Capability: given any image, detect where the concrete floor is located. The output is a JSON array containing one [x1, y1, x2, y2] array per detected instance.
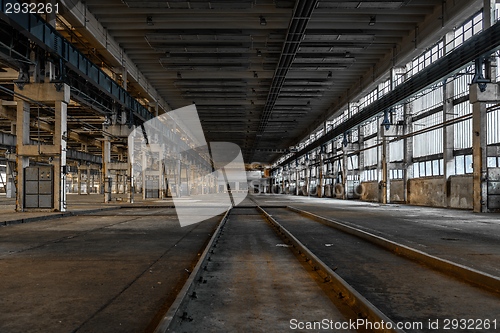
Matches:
[[253, 194, 500, 278], [1, 193, 499, 332], [0, 195, 220, 333], [262, 206, 500, 331]]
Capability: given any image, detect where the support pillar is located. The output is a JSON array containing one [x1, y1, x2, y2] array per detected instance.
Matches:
[[381, 127, 391, 204], [471, 98, 488, 212], [55, 97, 68, 211], [86, 167, 91, 195], [128, 136, 134, 203], [358, 128, 365, 194], [341, 148, 347, 200], [159, 147, 165, 200], [305, 159, 310, 197], [469, 0, 498, 212], [77, 167, 82, 195], [177, 159, 181, 197], [403, 103, 414, 203], [15, 83, 69, 212], [318, 155, 324, 197], [15, 100, 30, 211], [464, 1, 493, 210], [5, 121, 16, 199], [295, 167, 299, 196], [441, 31, 456, 207], [443, 78, 455, 207], [102, 136, 111, 203], [142, 151, 147, 200]]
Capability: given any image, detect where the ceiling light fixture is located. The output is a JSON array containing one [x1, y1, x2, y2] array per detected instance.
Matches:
[[146, 16, 154, 26], [260, 16, 267, 26], [369, 15, 376, 26]]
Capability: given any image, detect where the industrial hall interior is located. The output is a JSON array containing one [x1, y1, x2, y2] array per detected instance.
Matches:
[[1, 0, 500, 333]]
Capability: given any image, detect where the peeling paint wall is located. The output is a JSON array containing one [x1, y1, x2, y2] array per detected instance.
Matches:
[[448, 175, 473, 209], [390, 180, 405, 203], [408, 177, 446, 207], [322, 176, 473, 210], [360, 181, 379, 202]]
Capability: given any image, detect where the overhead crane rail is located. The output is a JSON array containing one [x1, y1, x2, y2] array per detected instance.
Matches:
[[0, 0, 153, 123]]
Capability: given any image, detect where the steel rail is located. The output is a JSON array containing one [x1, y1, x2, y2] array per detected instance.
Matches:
[[153, 208, 231, 333], [287, 206, 500, 295], [257, 205, 404, 333]]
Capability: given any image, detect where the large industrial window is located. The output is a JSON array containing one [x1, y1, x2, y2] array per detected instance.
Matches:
[[276, 7, 500, 191], [413, 113, 443, 158], [413, 159, 443, 178], [389, 140, 404, 162], [453, 102, 473, 149], [487, 106, 500, 144], [454, 154, 473, 175], [364, 137, 379, 167], [390, 170, 404, 180]]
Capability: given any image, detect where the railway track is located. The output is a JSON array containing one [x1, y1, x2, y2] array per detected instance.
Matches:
[[154, 205, 500, 333]]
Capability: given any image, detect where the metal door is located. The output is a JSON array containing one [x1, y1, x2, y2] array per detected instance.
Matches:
[[145, 176, 159, 198], [487, 167, 500, 211], [24, 166, 53, 209]]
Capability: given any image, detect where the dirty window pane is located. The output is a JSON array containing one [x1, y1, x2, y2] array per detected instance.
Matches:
[[456, 155, 465, 174], [465, 154, 473, 174]]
